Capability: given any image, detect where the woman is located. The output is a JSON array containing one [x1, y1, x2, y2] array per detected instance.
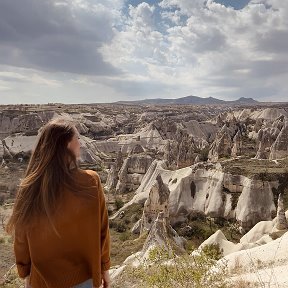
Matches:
[[5, 117, 111, 288]]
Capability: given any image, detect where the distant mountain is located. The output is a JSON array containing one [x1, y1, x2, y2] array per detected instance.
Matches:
[[232, 97, 259, 104], [114, 95, 259, 105], [173, 96, 226, 105]]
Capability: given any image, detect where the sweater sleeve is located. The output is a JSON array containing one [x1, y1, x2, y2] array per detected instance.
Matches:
[[14, 225, 31, 279], [95, 173, 111, 272]]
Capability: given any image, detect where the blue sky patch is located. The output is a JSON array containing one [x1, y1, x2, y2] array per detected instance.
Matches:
[[215, 0, 251, 10], [127, 0, 251, 10]]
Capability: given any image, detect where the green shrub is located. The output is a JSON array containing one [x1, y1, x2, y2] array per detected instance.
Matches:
[[115, 221, 126, 233], [113, 244, 229, 288], [0, 195, 5, 205], [119, 232, 130, 242], [115, 197, 124, 210], [200, 147, 210, 162], [178, 223, 214, 240], [130, 213, 140, 223], [201, 243, 224, 261]]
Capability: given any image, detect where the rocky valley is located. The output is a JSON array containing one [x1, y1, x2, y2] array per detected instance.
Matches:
[[1, 101, 288, 287]]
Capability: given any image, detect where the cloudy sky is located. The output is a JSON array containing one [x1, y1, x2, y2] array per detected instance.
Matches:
[[0, 0, 287, 104]]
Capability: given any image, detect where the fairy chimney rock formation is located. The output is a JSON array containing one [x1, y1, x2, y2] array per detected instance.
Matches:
[[139, 174, 170, 235], [105, 164, 118, 192], [208, 124, 232, 162], [256, 127, 280, 159], [141, 212, 173, 257], [269, 121, 288, 160], [104, 150, 125, 191], [231, 130, 242, 157], [140, 211, 186, 259], [275, 193, 288, 231]]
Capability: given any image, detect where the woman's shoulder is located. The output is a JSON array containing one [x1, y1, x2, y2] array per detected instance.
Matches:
[[73, 168, 100, 184]]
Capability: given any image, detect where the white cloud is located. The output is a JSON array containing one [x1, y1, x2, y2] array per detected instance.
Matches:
[[0, 0, 122, 75], [128, 2, 156, 31], [0, 0, 288, 103], [97, 0, 288, 101], [0, 68, 61, 87], [160, 9, 183, 25], [0, 84, 11, 91]]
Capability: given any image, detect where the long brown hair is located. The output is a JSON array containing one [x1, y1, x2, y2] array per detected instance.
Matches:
[[5, 117, 97, 238]]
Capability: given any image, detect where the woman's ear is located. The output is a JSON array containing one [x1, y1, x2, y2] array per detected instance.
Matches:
[[67, 141, 71, 150]]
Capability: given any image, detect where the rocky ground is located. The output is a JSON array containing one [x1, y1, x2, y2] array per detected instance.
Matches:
[[1, 102, 288, 287]]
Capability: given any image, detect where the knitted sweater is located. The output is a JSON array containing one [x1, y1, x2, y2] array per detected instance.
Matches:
[[13, 169, 111, 288]]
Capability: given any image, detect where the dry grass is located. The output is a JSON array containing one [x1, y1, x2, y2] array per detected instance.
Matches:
[[110, 230, 147, 266], [0, 262, 28, 288]]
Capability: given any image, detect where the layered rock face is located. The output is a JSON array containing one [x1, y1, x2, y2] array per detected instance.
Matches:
[[0, 134, 37, 160], [0, 111, 55, 135], [0, 111, 112, 164], [0, 111, 55, 160], [0, 132, 103, 165], [115, 144, 153, 193], [0, 108, 135, 157], [114, 160, 278, 231]]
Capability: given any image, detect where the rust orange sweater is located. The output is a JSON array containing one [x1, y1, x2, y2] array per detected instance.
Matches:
[[13, 169, 111, 288]]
